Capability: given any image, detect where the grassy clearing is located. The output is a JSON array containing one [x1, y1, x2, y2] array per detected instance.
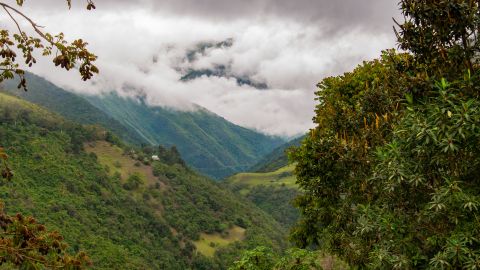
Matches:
[[84, 141, 167, 217], [84, 141, 159, 187], [227, 164, 297, 195], [194, 226, 246, 257]]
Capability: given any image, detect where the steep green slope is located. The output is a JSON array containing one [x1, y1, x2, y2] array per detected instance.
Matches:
[[0, 93, 286, 269], [86, 93, 284, 179], [226, 165, 300, 229], [250, 135, 305, 173], [0, 72, 146, 145]]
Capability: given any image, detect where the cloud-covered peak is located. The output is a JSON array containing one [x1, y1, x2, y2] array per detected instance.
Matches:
[[4, 0, 400, 137]]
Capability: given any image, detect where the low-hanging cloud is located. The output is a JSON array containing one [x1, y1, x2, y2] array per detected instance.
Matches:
[[0, 0, 400, 137]]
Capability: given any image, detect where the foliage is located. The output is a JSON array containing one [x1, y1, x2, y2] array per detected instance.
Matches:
[[250, 136, 305, 173], [0, 206, 91, 269], [229, 247, 347, 270], [0, 1, 97, 90], [395, 0, 480, 77], [122, 173, 144, 190], [0, 93, 287, 269], [290, 49, 411, 244], [226, 166, 299, 229], [1, 72, 146, 146], [0, 98, 92, 269], [290, 0, 480, 268], [229, 247, 277, 270], [156, 145, 185, 166], [86, 92, 284, 179], [244, 186, 299, 229]]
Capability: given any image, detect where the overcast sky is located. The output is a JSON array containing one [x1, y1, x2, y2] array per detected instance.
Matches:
[[2, 0, 401, 137]]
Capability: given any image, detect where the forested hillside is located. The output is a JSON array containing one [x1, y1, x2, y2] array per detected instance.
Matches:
[[231, 1, 480, 269], [86, 93, 284, 179], [1, 73, 145, 145], [249, 136, 305, 173], [2, 73, 285, 180], [225, 137, 305, 229], [226, 165, 299, 229], [0, 92, 286, 269]]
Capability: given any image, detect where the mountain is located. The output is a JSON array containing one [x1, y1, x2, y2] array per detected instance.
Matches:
[[0, 72, 146, 145], [0, 92, 287, 269], [225, 137, 307, 229], [2, 73, 285, 179], [225, 165, 299, 229], [250, 135, 305, 173], [181, 39, 268, 89], [86, 93, 285, 179]]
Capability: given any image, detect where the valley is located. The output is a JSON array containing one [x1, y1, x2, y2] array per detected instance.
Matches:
[[0, 92, 288, 269], [2, 73, 284, 180], [0, 1, 472, 268]]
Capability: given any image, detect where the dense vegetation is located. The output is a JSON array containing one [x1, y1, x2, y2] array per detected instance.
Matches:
[[230, 1, 480, 269], [249, 136, 304, 173], [0, 0, 97, 91], [0, 92, 287, 269], [6, 0, 480, 269], [285, 0, 480, 268], [2, 72, 145, 145], [86, 92, 284, 179], [2, 73, 284, 180], [226, 165, 299, 229]]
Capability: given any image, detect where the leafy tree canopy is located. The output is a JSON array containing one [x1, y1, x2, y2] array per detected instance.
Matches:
[[0, 0, 97, 90], [0, 1, 96, 268], [288, 0, 480, 269]]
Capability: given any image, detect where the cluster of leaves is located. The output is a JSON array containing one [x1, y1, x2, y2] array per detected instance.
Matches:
[[289, 50, 412, 265], [229, 247, 347, 270], [0, 148, 12, 181], [0, 0, 97, 90], [395, 0, 480, 76], [0, 208, 91, 269], [288, 0, 480, 269]]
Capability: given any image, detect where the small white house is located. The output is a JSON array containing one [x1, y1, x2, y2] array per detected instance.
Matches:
[[152, 155, 160, 161]]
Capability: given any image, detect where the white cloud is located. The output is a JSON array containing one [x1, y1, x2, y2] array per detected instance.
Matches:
[[0, 1, 399, 137]]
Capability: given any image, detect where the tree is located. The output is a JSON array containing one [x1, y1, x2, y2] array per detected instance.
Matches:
[[290, 0, 480, 268], [229, 247, 339, 270], [0, 0, 98, 90], [0, 1, 97, 268], [0, 147, 12, 181], [123, 173, 145, 190], [395, 0, 480, 81]]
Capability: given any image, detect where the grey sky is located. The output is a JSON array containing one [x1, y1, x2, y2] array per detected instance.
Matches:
[[2, 0, 401, 137]]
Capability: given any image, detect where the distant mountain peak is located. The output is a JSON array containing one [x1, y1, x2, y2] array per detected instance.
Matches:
[[181, 39, 269, 90]]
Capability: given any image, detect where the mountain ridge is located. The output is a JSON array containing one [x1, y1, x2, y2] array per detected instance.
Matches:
[[85, 92, 285, 179], [0, 92, 287, 269], [1, 73, 285, 179]]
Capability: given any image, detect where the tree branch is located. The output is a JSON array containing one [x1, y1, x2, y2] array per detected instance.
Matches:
[[0, 3, 52, 45]]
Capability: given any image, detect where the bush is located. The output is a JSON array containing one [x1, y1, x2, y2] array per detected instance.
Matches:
[[123, 173, 145, 190]]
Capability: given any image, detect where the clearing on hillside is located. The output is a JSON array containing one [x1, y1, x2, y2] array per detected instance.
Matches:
[[227, 164, 297, 195], [194, 226, 246, 257], [84, 141, 161, 187]]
